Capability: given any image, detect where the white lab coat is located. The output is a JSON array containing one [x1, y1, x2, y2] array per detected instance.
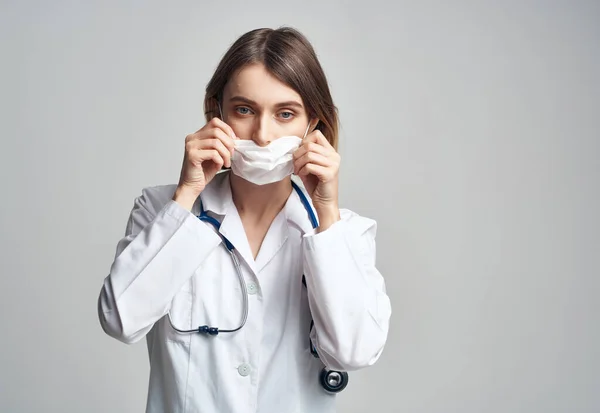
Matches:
[[98, 171, 391, 413]]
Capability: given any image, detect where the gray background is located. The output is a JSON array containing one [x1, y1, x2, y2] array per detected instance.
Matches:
[[1, 1, 599, 412]]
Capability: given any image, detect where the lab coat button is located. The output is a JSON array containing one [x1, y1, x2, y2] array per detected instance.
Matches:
[[246, 282, 258, 295], [238, 363, 251, 377]]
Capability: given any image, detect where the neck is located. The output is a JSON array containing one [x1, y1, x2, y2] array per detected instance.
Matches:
[[229, 173, 293, 222]]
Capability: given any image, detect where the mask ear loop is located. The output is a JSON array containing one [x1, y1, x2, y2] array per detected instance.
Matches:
[[218, 102, 225, 122], [303, 121, 311, 139]]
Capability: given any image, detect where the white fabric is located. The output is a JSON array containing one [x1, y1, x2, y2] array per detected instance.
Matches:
[[231, 136, 302, 185], [98, 171, 391, 413]]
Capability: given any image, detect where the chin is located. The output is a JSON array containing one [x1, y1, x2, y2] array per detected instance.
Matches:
[[233, 174, 292, 188]]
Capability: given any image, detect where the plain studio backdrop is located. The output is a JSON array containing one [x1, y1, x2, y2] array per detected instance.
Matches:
[[1, 1, 599, 412]]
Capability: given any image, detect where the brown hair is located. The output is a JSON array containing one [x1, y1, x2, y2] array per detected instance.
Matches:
[[203, 27, 339, 150]]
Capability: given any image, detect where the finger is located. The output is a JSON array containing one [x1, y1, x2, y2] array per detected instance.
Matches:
[[198, 138, 231, 168], [209, 127, 236, 156], [294, 151, 331, 175], [187, 127, 235, 155], [194, 149, 224, 168], [185, 123, 237, 153], [208, 117, 237, 140], [304, 130, 333, 149], [297, 163, 332, 180], [293, 140, 330, 162], [185, 134, 231, 167]]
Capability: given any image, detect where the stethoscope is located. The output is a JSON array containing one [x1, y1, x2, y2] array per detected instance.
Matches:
[[167, 180, 349, 394]]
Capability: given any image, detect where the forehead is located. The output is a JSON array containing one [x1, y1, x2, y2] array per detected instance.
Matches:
[[223, 63, 302, 105]]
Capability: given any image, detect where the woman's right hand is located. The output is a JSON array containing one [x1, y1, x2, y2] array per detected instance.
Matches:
[[173, 118, 236, 210]]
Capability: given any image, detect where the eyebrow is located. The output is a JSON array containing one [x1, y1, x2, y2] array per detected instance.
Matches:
[[229, 95, 304, 109]]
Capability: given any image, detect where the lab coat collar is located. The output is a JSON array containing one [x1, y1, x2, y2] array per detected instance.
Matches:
[[198, 170, 233, 217]]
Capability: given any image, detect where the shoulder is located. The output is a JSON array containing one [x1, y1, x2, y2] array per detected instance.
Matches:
[[133, 172, 228, 217], [290, 176, 378, 237], [339, 208, 378, 238], [134, 184, 179, 216]]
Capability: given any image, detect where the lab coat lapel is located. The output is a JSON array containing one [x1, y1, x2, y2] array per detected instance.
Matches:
[[254, 179, 317, 273], [254, 208, 289, 273], [219, 204, 258, 275], [284, 180, 318, 238], [199, 172, 257, 274]]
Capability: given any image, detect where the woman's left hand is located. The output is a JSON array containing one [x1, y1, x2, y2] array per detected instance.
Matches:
[[293, 130, 341, 231]]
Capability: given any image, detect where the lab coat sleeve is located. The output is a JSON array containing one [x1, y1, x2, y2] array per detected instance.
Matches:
[[303, 209, 392, 372], [97, 187, 221, 344]]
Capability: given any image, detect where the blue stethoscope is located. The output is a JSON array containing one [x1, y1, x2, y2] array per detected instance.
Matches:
[[167, 180, 349, 393]]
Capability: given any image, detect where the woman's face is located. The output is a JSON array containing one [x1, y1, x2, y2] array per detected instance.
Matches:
[[221, 63, 312, 146]]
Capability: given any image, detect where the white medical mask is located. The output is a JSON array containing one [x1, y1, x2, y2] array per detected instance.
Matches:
[[231, 136, 303, 185], [219, 103, 311, 185]]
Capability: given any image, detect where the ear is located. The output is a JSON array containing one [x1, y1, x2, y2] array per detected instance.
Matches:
[[308, 118, 320, 133]]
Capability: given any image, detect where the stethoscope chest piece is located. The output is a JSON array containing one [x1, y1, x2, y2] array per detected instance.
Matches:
[[319, 368, 349, 394]]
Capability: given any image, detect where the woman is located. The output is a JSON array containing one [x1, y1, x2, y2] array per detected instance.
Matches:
[[98, 27, 391, 413]]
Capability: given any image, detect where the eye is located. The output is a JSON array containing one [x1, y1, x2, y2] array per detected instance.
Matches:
[[235, 106, 253, 115], [278, 111, 294, 120]]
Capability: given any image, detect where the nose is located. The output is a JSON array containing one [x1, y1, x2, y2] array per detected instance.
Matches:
[[251, 114, 275, 147]]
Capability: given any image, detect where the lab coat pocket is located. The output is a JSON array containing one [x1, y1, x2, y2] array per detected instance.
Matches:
[[164, 288, 193, 344]]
